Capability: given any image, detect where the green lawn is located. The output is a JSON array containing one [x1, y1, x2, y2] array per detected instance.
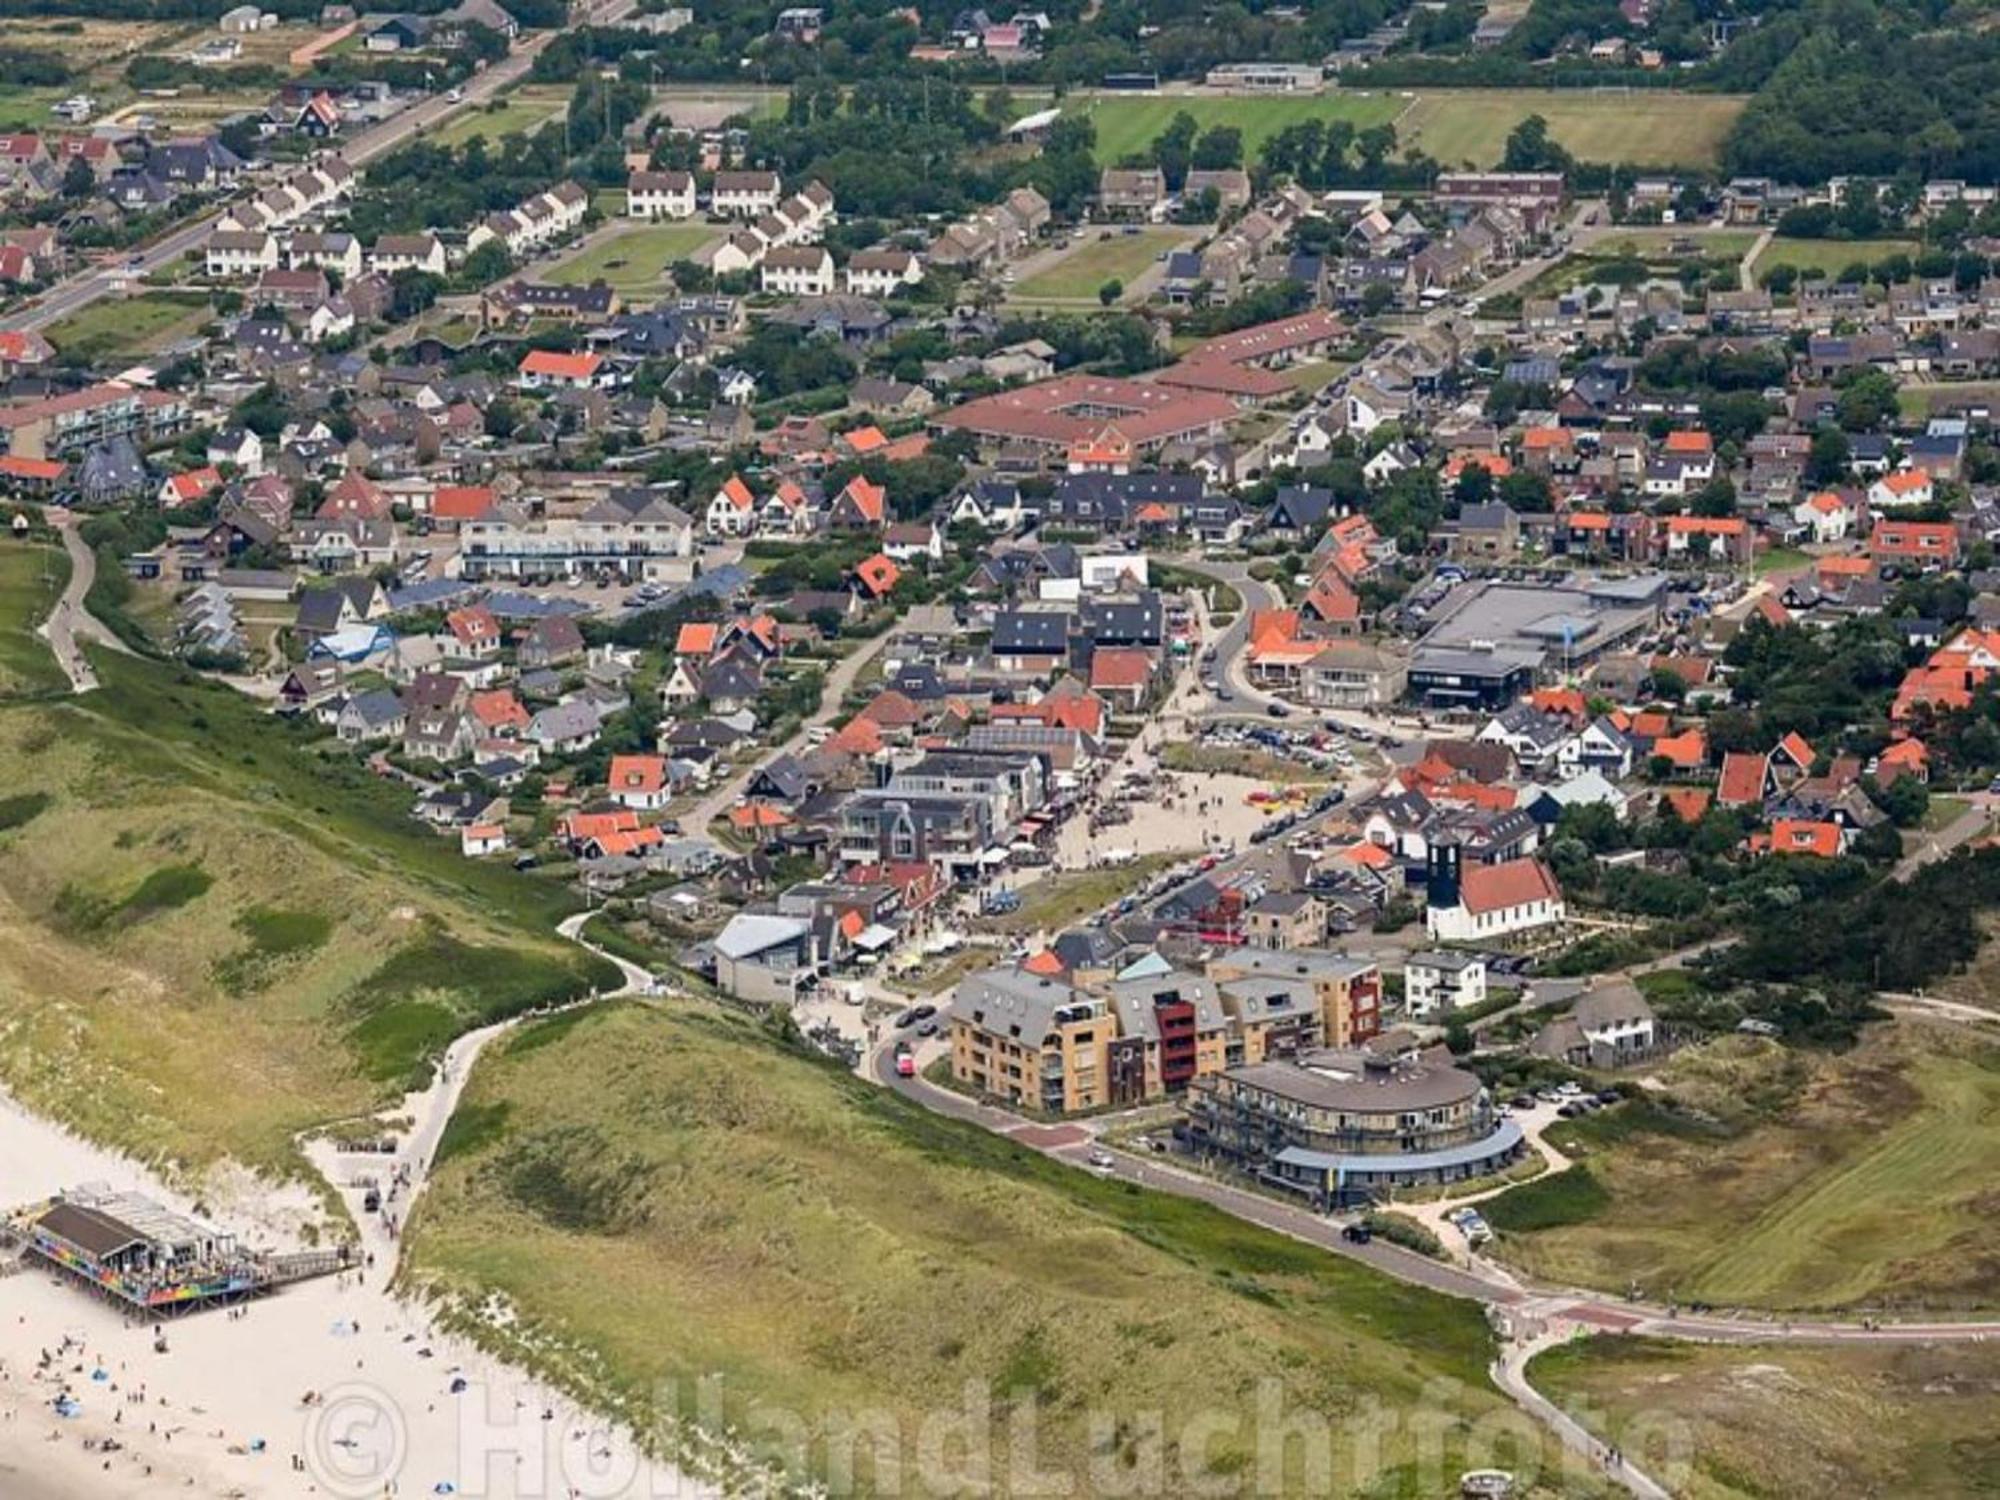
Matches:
[[0, 84, 68, 132], [430, 87, 569, 147], [1752, 235, 1921, 279], [1753, 546, 1811, 576], [1586, 227, 1759, 260], [1077, 89, 1743, 169], [1010, 227, 1189, 303], [545, 223, 722, 294], [1484, 1023, 2000, 1311], [45, 292, 211, 364], [1534, 1337, 2000, 1500], [408, 1000, 1524, 1497]]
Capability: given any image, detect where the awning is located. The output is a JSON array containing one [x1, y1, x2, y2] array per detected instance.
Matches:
[[853, 923, 898, 952], [979, 847, 1011, 865]]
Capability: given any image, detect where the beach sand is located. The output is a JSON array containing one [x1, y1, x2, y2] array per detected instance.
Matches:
[[0, 1038, 713, 1500]]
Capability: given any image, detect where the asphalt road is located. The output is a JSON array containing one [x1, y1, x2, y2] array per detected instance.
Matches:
[[37, 509, 128, 692], [0, 0, 638, 336]]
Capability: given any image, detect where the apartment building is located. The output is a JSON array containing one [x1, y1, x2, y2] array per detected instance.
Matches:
[[457, 491, 694, 582], [0, 383, 190, 461], [1207, 947, 1383, 1048], [948, 969, 1115, 1114]]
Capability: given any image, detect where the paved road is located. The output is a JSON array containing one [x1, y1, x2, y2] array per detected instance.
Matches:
[[680, 631, 896, 833], [36, 509, 129, 692], [1, 0, 638, 335]]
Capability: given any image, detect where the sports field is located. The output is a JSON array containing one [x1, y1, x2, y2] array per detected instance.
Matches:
[[1009, 226, 1192, 303], [1078, 89, 1747, 170], [1481, 1022, 2000, 1311], [544, 222, 721, 293], [1533, 1337, 2000, 1500], [1752, 235, 1921, 278]]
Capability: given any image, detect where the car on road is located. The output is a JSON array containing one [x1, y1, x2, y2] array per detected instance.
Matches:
[[445, 86, 464, 102], [1340, 1222, 1372, 1244], [910, 1003, 937, 1023], [1215, 687, 1233, 701], [1086, 1148, 1115, 1171], [894, 1008, 919, 1029], [916, 1021, 939, 1038], [894, 1047, 916, 1078], [1265, 703, 1289, 718]]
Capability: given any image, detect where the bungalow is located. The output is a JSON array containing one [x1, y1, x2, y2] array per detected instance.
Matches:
[[517, 349, 612, 391]]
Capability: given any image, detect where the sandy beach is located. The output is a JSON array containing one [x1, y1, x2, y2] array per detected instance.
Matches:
[[0, 1035, 713, 1500]]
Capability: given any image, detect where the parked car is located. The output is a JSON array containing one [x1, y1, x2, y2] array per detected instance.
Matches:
[[1340, 1222, 1373, 1244]]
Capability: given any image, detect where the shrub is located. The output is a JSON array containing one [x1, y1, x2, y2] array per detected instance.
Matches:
[[1481, 1165, 1611, 1233]]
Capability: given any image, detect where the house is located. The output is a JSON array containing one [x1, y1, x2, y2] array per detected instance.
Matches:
[[207, 427, 264, 474], [760, 246, 835, 297], [1403, 951, 1487, 1019], [1794, 489, 1855, 543], [335, 687, 405, 743], [1097, 167, 1167, 218], [1423, 849, 1565, 943], [369, 233, 446, 276], [844, 247, 922, 297], [607, 753, 671, 810], [518, 349, 611, 391], [713, 169, 781, 218], [1871, 519, 1960, 569], [461, 823, 509, 858], [517, 613, 585, 669], [1528, 983, 1657, 1068], [1869, 469, 1935, 511], [205, 231, 279, 278], [627, 169, 696, 220]]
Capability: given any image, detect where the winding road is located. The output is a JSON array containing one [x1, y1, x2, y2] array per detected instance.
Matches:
[[36, 509, 130, 693]]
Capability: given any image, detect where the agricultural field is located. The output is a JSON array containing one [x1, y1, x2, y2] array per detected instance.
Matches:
[[0, 619, 613, 1178], [1751, 235, 1921, 279], [1533, 1336, 2000, 1500], [545, 222, 723, 294], [1480, 1021, 2000, 1311], [407, 999, 1536, 1498], [44, 292, 213, 365], [1078, 89, 1747, 170], [1009, 226, 1192, 303], [431, 85, 571, 147]]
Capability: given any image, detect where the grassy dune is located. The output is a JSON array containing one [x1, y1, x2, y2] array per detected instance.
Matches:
[[0, 642, 615, 1177], [1532, 1336, 2000, 1499], [1482, 1024, 2000, 1311], [408, 1002, 1554, 1498]]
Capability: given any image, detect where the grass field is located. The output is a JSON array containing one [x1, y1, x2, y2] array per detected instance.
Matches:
[[0, 608, 614, 1177], [1753, 546, 1811, 576], [1481, 1023, 2000, 1311], [1533, 1336, 2000, 1499], [1402, 91, 1745, 170], [1077, 89, 1746, 170], [431, 86, 570, 147], [45, 292, 212, 364], [0, 545, 71, 702], [545, 223, 723, 294], [0, 84, 69, 133], [407, 1000, 1534, 1496], [1900, 379, 2000, 420], [1752, 236, 1921, 278], [1010, 227, 1190, 303]]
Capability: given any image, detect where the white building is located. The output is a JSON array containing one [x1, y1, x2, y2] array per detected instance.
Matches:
[[1402, 951, 1488, 1019], [1424, 854, 1565, 944], [712, 169, 782, 218], [369, 234, 446, 276], [844, 247, 922, 297], [205, 230, 279, 278], [760, 245, 835, 297], [627, 169, 696, 220]]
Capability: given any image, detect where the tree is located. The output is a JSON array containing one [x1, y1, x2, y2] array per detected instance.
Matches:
[[1500, 114, 1572, 174], [60, 155, 94, 200], [1191, 125, 1243, 172], [1150, 110, 1199, 190], [1806, 427, 1851, 486], [1097, 278, 1123, 307], [1359, 281, 1395, 318], [1691, 477, 1738, 519], [459, 240, 513, 288]]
